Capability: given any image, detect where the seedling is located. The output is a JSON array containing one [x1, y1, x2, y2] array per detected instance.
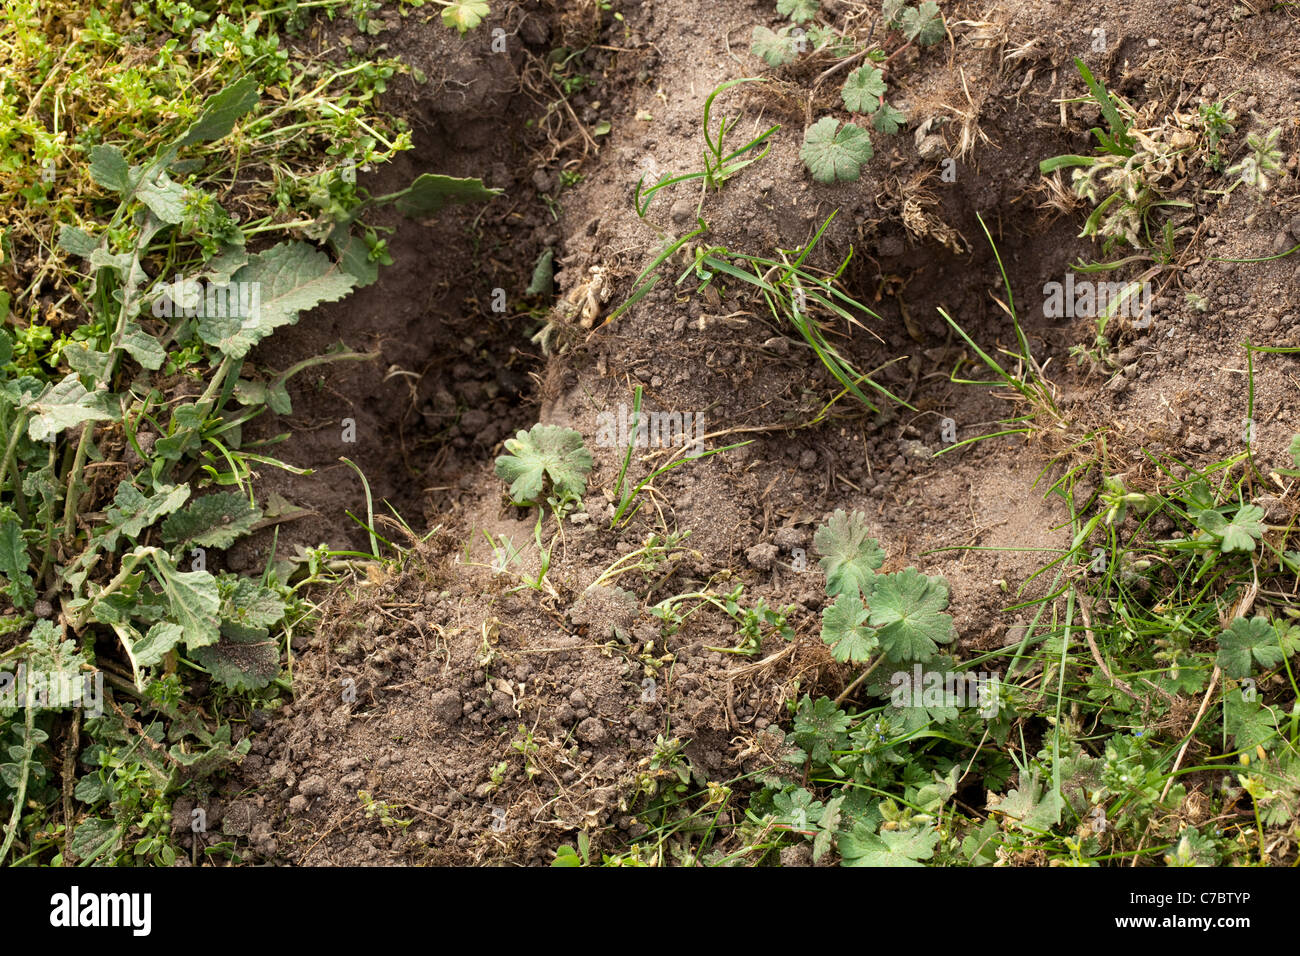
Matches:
[[634, 79, 779, 217]]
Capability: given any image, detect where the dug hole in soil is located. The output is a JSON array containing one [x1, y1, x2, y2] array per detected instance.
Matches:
[[188, 0, 1299, 864]]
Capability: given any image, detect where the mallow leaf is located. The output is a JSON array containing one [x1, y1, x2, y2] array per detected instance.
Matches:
[[777, 0, 819, 23], [751, 26, 798, 67], [1217, 616, 1283, 678], [494, 423, 593, 505], [839, 822, 939, 866], [801, 117, 873, 183], [820, 591, 879, 663], [867, 568, 954, 663], [814, 509, 885, 597], [841, 65, 886, 113], [441, 0, 489, 33], [900, 1, 945, 44]]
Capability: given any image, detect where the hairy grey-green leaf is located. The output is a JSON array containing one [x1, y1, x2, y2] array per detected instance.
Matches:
[[392, 173, 501, 217], [199, 241, 356, 359], [176, 76, 261, 147], [161, 491, 262, 549], [27, 374, 117, 442], [147, 549, 221, 648], [89, 145, 130, 193]]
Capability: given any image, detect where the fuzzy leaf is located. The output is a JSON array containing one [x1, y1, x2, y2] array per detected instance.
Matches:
[[0, 511, 34, 609], [147, 550, 221, 649], [392, 173, 501, 218], [841, 66, 887, 113], [777, 0, 820, 23], [441, 0, 490, 33], [161, 491, 262, 549], [867, 568, 954, 663], [134, 168, 187, 224], [88, 145, 130, 193], [58, 225, 99, 258], [801, 117, 873, 183], [1197, 505, 1265, 553], [900, 1, 945, 44], [27, 374, 116, 442], [175, 76, 260, 148], [839, 823, 938, 866], [199, 241, 356, 359], [820, 591, 879, 662], [814, 509, 885, 597], [1217, 616, 1283, 678], [750, 26, 798, 67], [872, 101, 907, 134], [220, 576, 286, 629], [102, 481, 191, 551], [118, 326, 167, 370], [881, 0, 907, 28], [130, 621, 185, 669], [191, 624, 280, 691], [494, 423, 593, 505], [1224, 689, 1278, 751]]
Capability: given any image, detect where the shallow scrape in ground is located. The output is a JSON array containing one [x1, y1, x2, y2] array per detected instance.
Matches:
[[180, 0, 1300, 865]]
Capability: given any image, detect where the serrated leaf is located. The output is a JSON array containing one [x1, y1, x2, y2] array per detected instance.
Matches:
[[801, 117, 873, 183], [191, 624, 280, 691], [391, 173, 501, 217], [58, 225, 99, 258], [135, 168, 187, 224], [70, 818, 119, 861], [790, 694, 851, 765], [62, 343, 113, 384], [750, 25, 798, 67], [175, 76, 260, 148], [1224, 689, 1278, 751], [147, 550, 220, 649], [130, 621, 185, 669], [199, 241, 356, 359], [220, 576, 285, 629], [88, 145, 130, 193], [102, 481, 191, 551], [777, 0, 819, 23], [994, 770, 1062, 832], [820, 591, 879, 662], [867, 568, 954, 663], [1216, 616, 1283, 678], [881, 0, 907, 28], [27, 374, 117, 442], [118, 326, 166, 370], [900, 1, 945, 44], [494, 423, 593, 505], [841, 65, 887, 113], [0, 511, 34, 609], [872, 101, 907, 134], [1197, 505, 1265, 552], [839, 822, 938, 866], [161, 491, 262, 549], [441, 0, 489, 32], [814, 509, 885, 597]]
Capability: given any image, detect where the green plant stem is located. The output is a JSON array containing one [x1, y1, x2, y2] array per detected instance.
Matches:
[[61, 422, 96, 539], [834, 654, 888, 708], [0, 409, 29, 520], [0, 705, 36, 867]]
